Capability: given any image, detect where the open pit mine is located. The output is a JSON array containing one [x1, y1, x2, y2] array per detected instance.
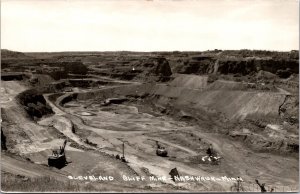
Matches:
[[1, 49, 299, 192]]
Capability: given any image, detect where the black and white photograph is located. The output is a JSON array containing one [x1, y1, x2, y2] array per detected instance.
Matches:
[[0, 0, 299, 192]]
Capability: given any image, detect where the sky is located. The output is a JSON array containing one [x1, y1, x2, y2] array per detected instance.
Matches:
[[1, 0, 299, 52]]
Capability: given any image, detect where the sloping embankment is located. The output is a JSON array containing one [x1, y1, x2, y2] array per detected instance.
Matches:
[[55, 74, 297, 154], [70, 77, 286, 121]]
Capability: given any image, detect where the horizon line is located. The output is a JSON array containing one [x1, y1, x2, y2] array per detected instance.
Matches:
[[2, 48, 298, 53]]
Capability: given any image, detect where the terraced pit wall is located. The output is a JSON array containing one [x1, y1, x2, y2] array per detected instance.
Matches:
[[72, 80, 286, 122], [54, 74, 299, 153]]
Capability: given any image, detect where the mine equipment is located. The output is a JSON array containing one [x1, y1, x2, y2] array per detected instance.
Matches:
[[211, 155, 221, 165], [201, 154, 222, 165], [230, 177, 245, 192], [156, 140, 168, 157], [1, 128, 7, 150], [48, 139, 67, 169], [202, 144, 221, 165], [120, 142, 127, 162], [120, 142, 128, 163], [101, 97, 128, 106], [116, 139, 128, 163], [169, 168, 179, 182], [255, 179, 267, 193]]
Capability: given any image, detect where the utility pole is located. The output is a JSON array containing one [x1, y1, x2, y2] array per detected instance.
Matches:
[[236, 177, 242, 192], [122, 142, 125, 158], [117, 137, 127, 163]]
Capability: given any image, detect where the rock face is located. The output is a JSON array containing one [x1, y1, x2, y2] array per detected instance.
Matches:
[[279, 95, 299, 124], [132, 57, 172, 81], [152, 57, 172, 77], [176, 56, 214, 74], [94, 56, 173, 81], [1, 73, 26, 81], [62, 62, 88, 75], [17, 89, 54, 119], [176, 57, 298, 77]]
